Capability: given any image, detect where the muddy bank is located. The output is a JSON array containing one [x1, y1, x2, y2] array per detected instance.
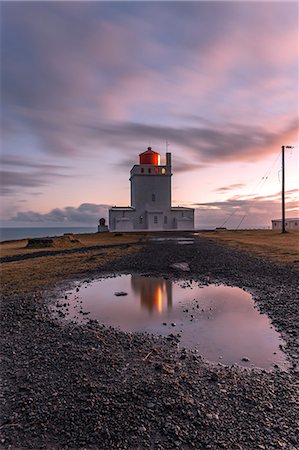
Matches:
[[1, 235, 298, 449]]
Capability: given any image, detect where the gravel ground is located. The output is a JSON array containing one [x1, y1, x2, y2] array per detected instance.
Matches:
[[1, 234, 298, 449]]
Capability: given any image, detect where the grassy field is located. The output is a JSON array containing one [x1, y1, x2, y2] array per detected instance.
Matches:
[[200, 230, 299, 269], [1, 243, 138, 296], [0, 232, 142, 258], [0, 232, 146, 295]]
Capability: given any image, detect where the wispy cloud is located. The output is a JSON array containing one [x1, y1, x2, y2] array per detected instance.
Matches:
[[6, 189, 298, 228], [10, 203, 109, 225], [1, 156, 71, 196], [215, 183, 246, 193], [2, 2, 298, 161], [1, 2, 298, 225], [195, 189, 299, 228]]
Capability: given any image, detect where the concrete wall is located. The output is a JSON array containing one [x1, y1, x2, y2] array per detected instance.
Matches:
[[109, 209, 135, 231], [130, 165, 171, 212], [272, 220, 299, 230], [170, 208, 195, 230], [109, 207, 195, 231]]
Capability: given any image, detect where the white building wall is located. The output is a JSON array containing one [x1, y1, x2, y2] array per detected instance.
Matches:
[[130, 164, 171, 211], [109, 209, 135, 231], [272, 219, 299, 230], [170, 208, 195, 230]]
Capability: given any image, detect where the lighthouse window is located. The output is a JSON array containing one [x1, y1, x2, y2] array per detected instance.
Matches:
[[141, 168, 144, 173], [164, 216, 167, 224], [122, 211, 125, 218], [161, 168, 166, 174], [154, 216, 158, 224], [181, 212, 184, 217], [139, 216, 143, 224], [148, 168, 151, 173], [152, 193, 156, 202]]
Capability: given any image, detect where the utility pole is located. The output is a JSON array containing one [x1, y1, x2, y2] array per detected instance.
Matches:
[[282, 145, 285, 233], [281, 145, 294, 234]]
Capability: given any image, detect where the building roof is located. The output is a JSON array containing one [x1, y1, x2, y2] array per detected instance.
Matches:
[[272, 218, 299, 221], [110, 207, 135, 210], [171, 206, 194, 211], [139, 146, 160, 157]]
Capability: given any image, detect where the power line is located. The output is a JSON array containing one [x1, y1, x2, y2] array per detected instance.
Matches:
[[219, 149, 282, 229]]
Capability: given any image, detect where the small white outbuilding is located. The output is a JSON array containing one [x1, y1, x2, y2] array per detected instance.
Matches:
[[271, 218, 299, 230]]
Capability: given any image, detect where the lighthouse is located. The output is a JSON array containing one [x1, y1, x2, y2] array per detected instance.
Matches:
[[109, 147, 194, 231]]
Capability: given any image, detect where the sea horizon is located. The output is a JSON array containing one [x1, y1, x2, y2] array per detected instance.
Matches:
[[0, 226, 97, 242], [0, 225, 271, 242]]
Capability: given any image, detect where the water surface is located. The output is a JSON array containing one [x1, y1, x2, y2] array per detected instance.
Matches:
[[0, 227, 96, 242], [56, 275, 288, 369]]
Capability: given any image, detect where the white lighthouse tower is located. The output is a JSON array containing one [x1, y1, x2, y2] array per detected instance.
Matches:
[[109, 147, 194, 231]]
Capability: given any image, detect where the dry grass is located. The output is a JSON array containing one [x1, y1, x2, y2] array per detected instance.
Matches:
[[0, 232, 142, 258], [1, 232, 146, 296], [200, 230, 299, 269], [1, 245, 137, 296]]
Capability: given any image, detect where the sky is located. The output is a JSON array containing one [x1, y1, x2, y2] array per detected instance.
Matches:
[[1, 1, 298, 229]]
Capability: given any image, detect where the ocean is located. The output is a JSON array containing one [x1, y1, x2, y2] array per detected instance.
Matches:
[[0, 225, 271, 242], [0, 227, 97, 242]]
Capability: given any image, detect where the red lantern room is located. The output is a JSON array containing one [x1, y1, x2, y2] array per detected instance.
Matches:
[[139, 147, 160, 165]]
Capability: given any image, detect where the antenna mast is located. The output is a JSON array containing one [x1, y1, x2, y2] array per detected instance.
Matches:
[[281, 145, 294, 234], [166, 139, 170, 152]]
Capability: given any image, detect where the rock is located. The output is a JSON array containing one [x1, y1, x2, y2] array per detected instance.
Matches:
[[206, 413, 219, 420], [242, 356, 250, 362], [170, 262, 190, 272], [114, 291, 128, 296]]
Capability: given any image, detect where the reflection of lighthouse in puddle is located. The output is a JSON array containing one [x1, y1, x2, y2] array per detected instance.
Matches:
[[131, 275, 172, 314]]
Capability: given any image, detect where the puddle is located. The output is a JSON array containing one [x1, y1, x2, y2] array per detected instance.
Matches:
[[149, 237, 194, 245], [54, 275, 288, 370]]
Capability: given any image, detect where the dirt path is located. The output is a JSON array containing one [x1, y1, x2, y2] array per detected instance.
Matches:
[[1, 235, 298, 449]]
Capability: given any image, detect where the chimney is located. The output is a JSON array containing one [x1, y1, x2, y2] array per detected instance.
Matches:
[[166, 152, 171, 167]]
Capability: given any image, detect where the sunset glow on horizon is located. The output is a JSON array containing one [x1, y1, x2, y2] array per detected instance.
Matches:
[[1, 1, 298, 228]]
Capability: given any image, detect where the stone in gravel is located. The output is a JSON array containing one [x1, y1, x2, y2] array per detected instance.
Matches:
[[206, 413, 219, 420], [147, 402, 155, 409], [114, 291, 128, 296], [170, 262, 190, 271], [242, 356, 250, 362], [171, 323, 176, 327]]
